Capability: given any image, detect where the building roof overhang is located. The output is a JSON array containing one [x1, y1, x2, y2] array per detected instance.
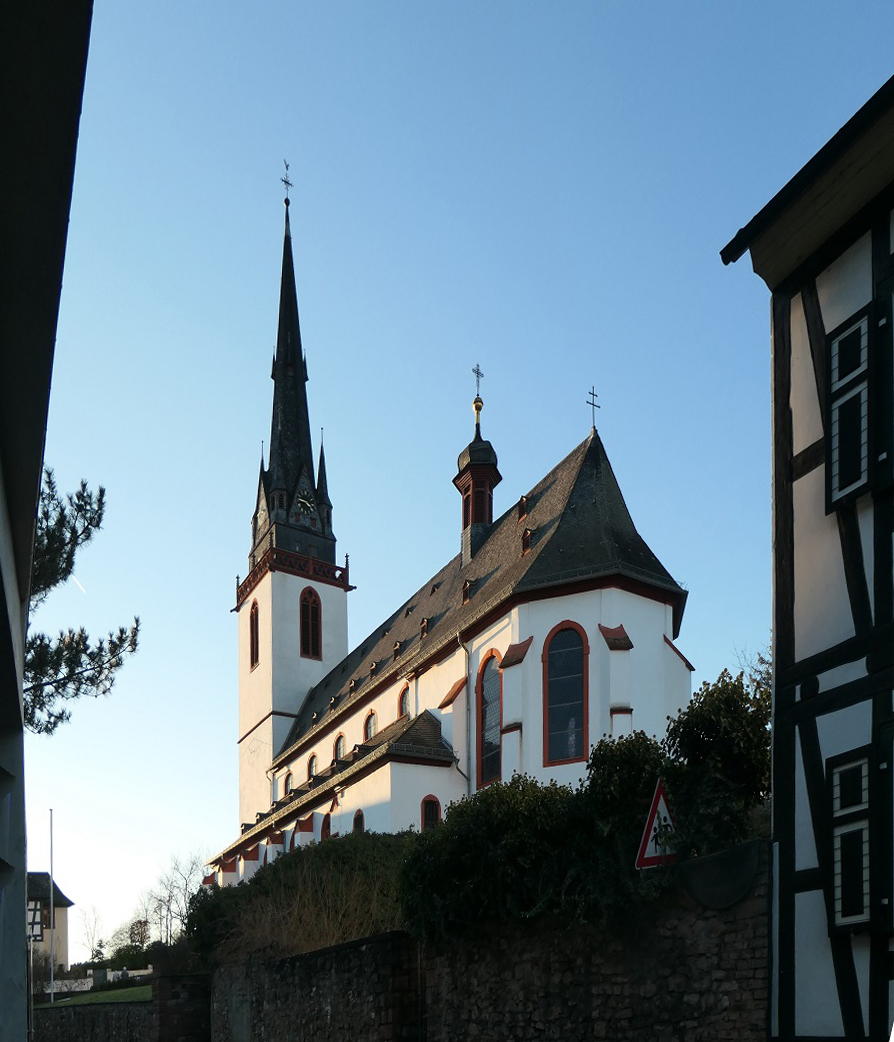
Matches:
[[721, 73, 894, 290]]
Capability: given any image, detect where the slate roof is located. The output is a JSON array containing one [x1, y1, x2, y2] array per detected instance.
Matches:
[[274, 429, 686, 765], [27, 872, 73, 908], [224, 711, 453, 854]]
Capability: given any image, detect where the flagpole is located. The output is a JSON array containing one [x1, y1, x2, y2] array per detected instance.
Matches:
[[49, 808, 55, 1003]]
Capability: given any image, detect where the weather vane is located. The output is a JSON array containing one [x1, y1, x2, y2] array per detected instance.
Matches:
[[587, 385, 601, 427], [472, 363, 484, 396], [282, 159, 293, 200]]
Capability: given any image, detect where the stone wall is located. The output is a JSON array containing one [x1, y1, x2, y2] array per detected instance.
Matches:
[[33, 1001, 155, 1042], [33, 973, 210, 1042], [212, 932, 420, 1042], [211, 843, 768, 1042]]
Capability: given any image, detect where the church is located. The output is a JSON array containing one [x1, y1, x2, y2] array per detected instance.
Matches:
[[207, 198, 693, 884]]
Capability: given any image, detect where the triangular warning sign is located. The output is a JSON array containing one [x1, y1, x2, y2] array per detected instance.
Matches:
[[635, 778, 677, 869]]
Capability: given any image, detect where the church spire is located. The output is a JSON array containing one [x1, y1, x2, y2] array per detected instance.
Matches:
[[249, 195, 336, 567], [267, 198, 315, 496]]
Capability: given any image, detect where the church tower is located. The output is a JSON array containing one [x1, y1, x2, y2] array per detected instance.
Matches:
[[235, 196, 351, 828]]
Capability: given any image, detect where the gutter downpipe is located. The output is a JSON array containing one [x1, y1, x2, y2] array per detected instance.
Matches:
[[457, 631, 471, 797]]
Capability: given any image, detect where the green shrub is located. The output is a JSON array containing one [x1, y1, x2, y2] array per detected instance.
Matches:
[[400, 774, 575, 941]]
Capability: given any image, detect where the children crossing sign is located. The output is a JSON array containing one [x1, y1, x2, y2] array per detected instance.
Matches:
[[635, 779, 677, 869]]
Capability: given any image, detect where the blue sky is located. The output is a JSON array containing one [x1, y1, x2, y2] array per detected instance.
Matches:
[[25, 2, 894, 961]]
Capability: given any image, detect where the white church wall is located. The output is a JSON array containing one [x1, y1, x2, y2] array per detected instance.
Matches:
[[237, 578, 274, 742], [239, 717, 275, 826], [270, 571, 348, 714], [389, 762, 465, 832]]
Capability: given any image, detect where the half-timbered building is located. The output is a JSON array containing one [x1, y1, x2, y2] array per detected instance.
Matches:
[[722, 75, 894, 1041], [209, 197, 694, 884]]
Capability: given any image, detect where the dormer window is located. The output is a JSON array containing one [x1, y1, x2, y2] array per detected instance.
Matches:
[[462, 579, 473, 605], [522, 528, 532, 554], [393, 640, 401, 661], [369, 661, 377, 678], [517, 495, 527, 521], [420, 617, 429, 640], [349, 679, 356, 694]]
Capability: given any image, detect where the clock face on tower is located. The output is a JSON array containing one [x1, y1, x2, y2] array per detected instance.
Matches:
[[294, 490, 314, 514]]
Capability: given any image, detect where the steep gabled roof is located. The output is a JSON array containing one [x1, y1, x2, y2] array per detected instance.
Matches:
[[27, 872, 73, 908], [275, 429, 685, 764]]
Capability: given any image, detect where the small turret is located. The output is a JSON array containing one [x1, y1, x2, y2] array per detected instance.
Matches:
[[453, 393, 501, 565]]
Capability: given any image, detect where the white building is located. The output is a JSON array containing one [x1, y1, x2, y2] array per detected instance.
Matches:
[[27, 873, 74, 973], [723, 74, 894, 1041], [209, 198, 693, 882]]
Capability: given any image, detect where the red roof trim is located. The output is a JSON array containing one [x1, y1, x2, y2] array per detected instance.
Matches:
[[439, 676, 466, 709], [598, 623, 634, 651], [663, 634, 694, 671], [501, 636, 533, 668], [241, 845, 260, 862]]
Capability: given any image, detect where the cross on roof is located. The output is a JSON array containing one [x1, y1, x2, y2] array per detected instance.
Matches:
[[472, 363, 484, 396], [281, 159, 293, 198], [587, 385, 601, 427]]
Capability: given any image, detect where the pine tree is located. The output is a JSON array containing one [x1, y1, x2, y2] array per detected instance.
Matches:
[[24, 468, 139, 735]]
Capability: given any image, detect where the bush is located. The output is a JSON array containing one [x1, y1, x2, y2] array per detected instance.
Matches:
[[401, 774, 574, 941], [187, 831, 412, 963], [664, 668, 770, 856]]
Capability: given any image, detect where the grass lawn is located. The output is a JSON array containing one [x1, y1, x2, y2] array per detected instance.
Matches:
[[37, 984, 152, 1006]]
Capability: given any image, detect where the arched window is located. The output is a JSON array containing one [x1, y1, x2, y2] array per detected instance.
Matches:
[[477, 652, 502, 788], [307, 755, 317, 780], [283, 772, 293, 796], [321, 813, 331, 841], [398, 685, 410, 718], [542, 622, 588, 766], [421, 795, 441, 831], [300, 587, 322, 659], [364, 711, 377, 742], [334, 734, 346, 761], [249, 601, 259, 669], [353, 809, 365, 833]]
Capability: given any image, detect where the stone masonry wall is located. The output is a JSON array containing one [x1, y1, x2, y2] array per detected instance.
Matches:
[[212, 931, 420, 1042], [33, 974, 210, 1042], [211, 845, 767, 1042], [424, 883, 767, 1041], [33, 1001, 155, 1042]]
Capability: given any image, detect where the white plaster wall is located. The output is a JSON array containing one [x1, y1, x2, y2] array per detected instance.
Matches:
[[816, 701, 872, 763], [270, 572, 348, 718], [856, 497, 874, 625], [795, 889, 844, 1036], [794, 739, 818, 871], [789, 292, 824, 455], [817, 658, 867, 694], [793, 467, 854, 660], [237, 575, 274, 742], [389, 762, 465, 831], [239, 715, 275, 825], [816, 233, 872, 333]]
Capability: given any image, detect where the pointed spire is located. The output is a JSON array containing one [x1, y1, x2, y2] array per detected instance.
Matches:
[[316, 435, 331, 507], [267, 197, 315, 496]]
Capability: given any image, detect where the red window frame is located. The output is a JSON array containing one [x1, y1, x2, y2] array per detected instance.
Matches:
[[300, 587, 322, 659], [398, 684, 410, 718], [321, 813, 331, 841], [333, 733, 346, 761], [421, 795, 441, 831], [307, 754, 317, 780], [476, 649, 502, 789], [364, 710, 377, 742], [353, 809, 365, 833], [249, 600, 259, 670], [542, 620, 589, 767], [283, 772, 292, 795]]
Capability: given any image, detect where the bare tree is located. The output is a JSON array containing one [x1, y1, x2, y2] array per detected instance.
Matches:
[[79, 904, 104, 961], [147, 852, 206, 945]]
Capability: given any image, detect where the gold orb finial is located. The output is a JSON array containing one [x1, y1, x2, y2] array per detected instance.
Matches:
[[473, 395, 483, 425]]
